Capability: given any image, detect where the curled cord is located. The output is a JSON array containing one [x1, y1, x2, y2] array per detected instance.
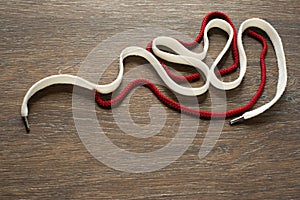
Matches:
[[20, 12, 287, 132]]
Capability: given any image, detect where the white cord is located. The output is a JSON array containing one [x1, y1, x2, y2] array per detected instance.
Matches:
[[20, 18, 287, 132]]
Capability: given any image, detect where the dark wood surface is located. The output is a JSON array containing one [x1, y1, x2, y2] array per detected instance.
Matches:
[[1, 0, 299, 199]]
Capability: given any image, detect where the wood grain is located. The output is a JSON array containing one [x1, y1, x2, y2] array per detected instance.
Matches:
[[1, 0, 299, 199]]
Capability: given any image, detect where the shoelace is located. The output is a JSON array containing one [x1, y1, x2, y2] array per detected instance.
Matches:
[[21, 12, 287, 132]]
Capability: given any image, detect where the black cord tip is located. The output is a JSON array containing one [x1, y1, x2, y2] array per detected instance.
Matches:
[[22, 116, 30, 133]]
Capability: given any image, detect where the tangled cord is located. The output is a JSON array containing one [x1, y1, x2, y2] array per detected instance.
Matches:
[[95, 29, 267, 119], [21, 11, 287, 133]]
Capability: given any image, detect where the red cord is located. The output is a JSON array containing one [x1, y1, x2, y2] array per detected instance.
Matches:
[[95, 30, 267, 118], [95, 12, 268, 119]]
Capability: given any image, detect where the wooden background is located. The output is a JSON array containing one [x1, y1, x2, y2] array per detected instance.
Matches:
[[1, 0, 299, 199]]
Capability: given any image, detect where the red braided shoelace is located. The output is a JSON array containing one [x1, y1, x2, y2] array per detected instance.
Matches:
[[95, 12, 267, 119]]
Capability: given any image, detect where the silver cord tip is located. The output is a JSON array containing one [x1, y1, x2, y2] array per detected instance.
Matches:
[[229, 116, 245, 125], [22, 116, 30, 133]]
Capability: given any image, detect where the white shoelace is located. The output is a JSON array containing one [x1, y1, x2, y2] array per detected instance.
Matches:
[[21, 18, 287, 132]]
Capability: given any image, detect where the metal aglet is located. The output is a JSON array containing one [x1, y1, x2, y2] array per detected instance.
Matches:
[[22, 116, 30, 133], [229, 116, 245, 125]]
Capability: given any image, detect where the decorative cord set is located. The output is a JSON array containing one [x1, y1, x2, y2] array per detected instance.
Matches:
[[21, 11, 287, 133]]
